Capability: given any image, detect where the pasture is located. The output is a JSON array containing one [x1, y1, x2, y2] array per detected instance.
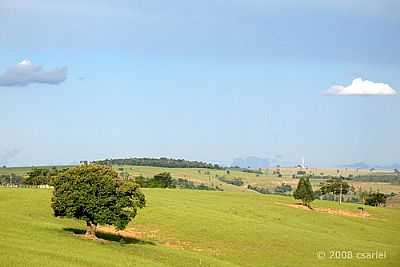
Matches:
[[0, 188, 399, 266], [115, 165, 400, 194]]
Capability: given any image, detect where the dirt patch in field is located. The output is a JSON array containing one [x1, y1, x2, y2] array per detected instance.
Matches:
[[386, 195, 400, 208], [315, 207, 370, 218], [275, 202, 371, 218], [282, 203, 313, 211], [96, 226, 221, 255], [97, 225, 159, 240]]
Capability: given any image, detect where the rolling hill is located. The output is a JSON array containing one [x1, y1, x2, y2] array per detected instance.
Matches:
[[0, 188, 399, 266]]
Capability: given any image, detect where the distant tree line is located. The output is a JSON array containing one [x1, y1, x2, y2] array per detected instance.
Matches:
[[247, 184, 271, 194], [0, 167, 68, 186], [0, 173, 23, 185], [94, 157, 223, 170], [24, 167, 68, 185], [311, 172, 400, 185], [350, 174, 400, 185], [134, 172, 220, 191], [246, 176, 391, 208], [274, 183, 293, 194], [247, 183, 293, 195], [217, 176, 244, 186], [229, 167, 263, 175]]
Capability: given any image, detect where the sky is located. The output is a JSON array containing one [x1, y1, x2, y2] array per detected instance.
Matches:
[[0, 0, 399, 167]]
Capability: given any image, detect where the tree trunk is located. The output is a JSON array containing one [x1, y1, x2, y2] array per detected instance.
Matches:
[[85, 221, 97, 239]]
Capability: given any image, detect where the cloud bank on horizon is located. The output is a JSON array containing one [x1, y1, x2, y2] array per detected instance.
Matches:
[[0, 149, 20, 165], [0, 60, 67, 87], [325, 78, 397, 96]]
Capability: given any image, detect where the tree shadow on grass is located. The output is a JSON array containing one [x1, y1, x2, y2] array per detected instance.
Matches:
[[63, 228, 156, 245]]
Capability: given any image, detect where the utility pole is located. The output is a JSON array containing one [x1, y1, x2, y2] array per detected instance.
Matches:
[[339, 183, 343, 205]]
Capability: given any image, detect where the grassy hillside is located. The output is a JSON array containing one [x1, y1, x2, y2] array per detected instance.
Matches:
[[115, 165, 400, 194], [2, 165, 399, 194], [0, 165, 74, 176], [0, 188, 399, 266]]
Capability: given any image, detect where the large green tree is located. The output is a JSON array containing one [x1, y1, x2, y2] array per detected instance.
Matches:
[[320, 177, 353, 204], [51, 164, 145, 239], [320, 178, 352, 195], [293, 177, 314, 207]]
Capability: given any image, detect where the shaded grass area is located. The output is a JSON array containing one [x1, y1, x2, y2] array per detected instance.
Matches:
[[0, 188, 399, 266], [63, 228, 156, 245]]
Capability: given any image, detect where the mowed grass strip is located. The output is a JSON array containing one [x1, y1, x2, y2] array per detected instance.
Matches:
[[0, 188, 399, 267]]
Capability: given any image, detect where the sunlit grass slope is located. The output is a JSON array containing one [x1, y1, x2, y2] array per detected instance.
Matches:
[[1, 188, 399, 267]]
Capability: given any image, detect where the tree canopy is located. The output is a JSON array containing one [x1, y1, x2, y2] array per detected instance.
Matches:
[[24, 167, 62, 185], [51, 164, 145, 239], [24, 168, 50, 185], [365, 192, 387, 207], [320, 177, 353, 195], [293, 177, 314, 207]]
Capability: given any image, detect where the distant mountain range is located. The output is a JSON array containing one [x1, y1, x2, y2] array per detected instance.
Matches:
[[232, 157, 400, 170]]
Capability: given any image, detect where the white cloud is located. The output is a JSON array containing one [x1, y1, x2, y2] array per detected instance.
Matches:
[[325, 78, 397, 96], [0, 60, 67, 87]]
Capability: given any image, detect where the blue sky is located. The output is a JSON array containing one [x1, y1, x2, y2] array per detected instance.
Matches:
[[1, 0, 399, 167]]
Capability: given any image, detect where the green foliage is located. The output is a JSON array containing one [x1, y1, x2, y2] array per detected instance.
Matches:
[[94, 157, 223, 169], [217, 176, 244, 186], [177, 178, 219, 191], [24, 168, 51, 185], [23, 167, 64, 185], [151, 172, 174, 188], [135, 173, 218, 191], [51, 164, 145, 230], [296, 170, 307, 176], [247, 184, 271, 194], [134, 175, 149, 187], [351, 173, 400, 185], [0, 173, 23, 185], [365, 192, 387, 207], [319, 177, 353, 195], [293, 177, 314, 206], [135, 172, 175, 188], [247, 183, 292, 195], [229, 167, 263, 175], [274, 183, 293, 194]]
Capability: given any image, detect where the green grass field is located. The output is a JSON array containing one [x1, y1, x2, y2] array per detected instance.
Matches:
[[1, 188, 399, 267]]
